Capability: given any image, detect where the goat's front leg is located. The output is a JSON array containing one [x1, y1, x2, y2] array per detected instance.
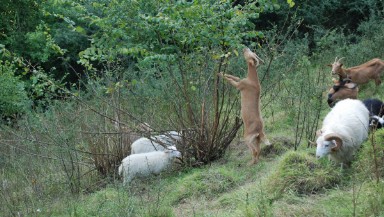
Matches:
[[224, 74, 241, 82], [218, 73, 241, 88]]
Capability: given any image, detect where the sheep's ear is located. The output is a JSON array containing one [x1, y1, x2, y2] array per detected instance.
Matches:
[[326, 64, 332, 67], [340, 63, 343, 67], [316, 130, 322, 137], [324, 133, 343, 151]]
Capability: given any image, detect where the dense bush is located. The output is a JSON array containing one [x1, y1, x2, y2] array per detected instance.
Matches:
[[0, 61, 29, 119]]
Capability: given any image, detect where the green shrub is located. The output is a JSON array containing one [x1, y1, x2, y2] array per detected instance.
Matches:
[[0, 61, 29, 119]]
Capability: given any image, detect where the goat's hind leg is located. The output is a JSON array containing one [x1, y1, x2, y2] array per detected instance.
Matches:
[[245, 134, 261, 165], [374, 68, 383, 86]]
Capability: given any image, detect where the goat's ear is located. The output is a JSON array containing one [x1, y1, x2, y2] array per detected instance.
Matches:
[[326, 64, 332, 67], [340, 63, 343, 67]]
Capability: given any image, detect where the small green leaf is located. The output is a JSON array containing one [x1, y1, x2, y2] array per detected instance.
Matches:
[[287, 0, 295, 8], [75, 26, 86, 34], [233, 50, 239, 57]]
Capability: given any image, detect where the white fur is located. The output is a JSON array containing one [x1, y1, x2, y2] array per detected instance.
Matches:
[[131, 131, 181, 154], [316, 99, 369, 164], [118, 146, 181, 184]]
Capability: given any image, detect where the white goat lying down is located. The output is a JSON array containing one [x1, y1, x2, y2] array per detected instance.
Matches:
[[118, 146, 181, 184], [131, 131, 181, 154], [316, 99, 369, 166]]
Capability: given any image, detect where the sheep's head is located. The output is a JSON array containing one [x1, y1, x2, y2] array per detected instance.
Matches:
[[243, 47, 264, 67], [165, 146, 182, 158], [316, 133, 343, 159], [328, 57, 346, 78]]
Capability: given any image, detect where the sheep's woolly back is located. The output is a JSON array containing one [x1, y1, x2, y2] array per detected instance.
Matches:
[[119, 149, 181, 184], [318, 99, 369, 163], [131, 131, 181, 154]]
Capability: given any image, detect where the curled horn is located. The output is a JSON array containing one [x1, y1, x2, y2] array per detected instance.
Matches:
[[324, 133, 343, 151]]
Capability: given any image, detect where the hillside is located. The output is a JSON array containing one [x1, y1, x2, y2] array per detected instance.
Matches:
[[1, 0, 384, 216], [12, 131, 382, 216]]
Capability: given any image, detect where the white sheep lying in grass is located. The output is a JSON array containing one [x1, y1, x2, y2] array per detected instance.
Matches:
[[316, 99, 369, 166], [131, 131, 181, 154], [118, 146, 181, 184]]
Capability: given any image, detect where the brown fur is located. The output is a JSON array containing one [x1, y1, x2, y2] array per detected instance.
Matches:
[[329, 57, 384, 85], [327, 76, 359, 107], [218, 48, 270, 165]]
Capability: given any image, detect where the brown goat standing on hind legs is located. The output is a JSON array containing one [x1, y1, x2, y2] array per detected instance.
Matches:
[[218, 48, 270, 165], [328, 57, 384, 85]]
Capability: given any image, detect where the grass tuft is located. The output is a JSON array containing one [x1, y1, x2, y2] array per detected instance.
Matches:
[[169, 167, 239, 204], [266, 151, 343, 198]]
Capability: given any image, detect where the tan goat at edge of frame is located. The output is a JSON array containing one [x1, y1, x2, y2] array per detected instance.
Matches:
[[328, 57, 384, 86], [218, 48, 271, 165]]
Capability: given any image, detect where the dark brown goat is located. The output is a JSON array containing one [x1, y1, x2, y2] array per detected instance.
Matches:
[[327, 76, 358, 107]]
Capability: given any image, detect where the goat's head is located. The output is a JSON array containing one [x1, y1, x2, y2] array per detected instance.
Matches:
[[243, 47, 264, 67], [328, 57, 346, 77], [327, 82, 358, 107], [316, 133, 343, 159]]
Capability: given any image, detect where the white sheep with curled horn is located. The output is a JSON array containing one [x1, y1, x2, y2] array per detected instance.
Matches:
[[315, 99, 369, 167]]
